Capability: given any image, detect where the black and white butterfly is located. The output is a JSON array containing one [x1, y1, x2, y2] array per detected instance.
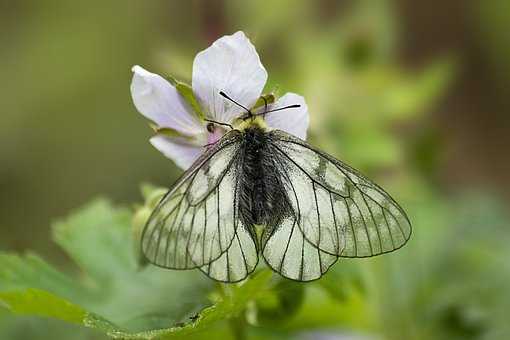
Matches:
[[141, 92, 411, 282]]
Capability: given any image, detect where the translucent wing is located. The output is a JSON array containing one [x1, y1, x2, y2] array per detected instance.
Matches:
[[261, 154, 338, 281], [262, 130, 411, 281], [199, 221, 259, 282], [262, 210, 338, 282], [198, 162, 259, 283], [141, 130, 258, 282]]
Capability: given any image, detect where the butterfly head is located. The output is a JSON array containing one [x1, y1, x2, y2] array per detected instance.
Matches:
[[235, 114, 268, 132]]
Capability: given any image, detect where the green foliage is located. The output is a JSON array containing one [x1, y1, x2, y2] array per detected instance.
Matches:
[[0, 289, 86, 324], [0, 199, 276, 339], [2, 191, 508, 339]]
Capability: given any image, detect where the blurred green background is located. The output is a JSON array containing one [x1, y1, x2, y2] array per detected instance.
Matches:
[[1, 0, 509, 339]]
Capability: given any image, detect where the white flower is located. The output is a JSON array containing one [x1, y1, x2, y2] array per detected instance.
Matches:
[[130, 31, 310, 169]]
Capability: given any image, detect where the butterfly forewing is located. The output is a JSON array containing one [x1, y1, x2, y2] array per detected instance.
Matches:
[[264, 130, 411, 262], [141, 130, 254, 271]]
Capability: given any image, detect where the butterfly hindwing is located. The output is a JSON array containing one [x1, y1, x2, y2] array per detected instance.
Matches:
[[198, 167, 259, 282], [262, 214, 338, 281], [257, 150, 336, 281], [199, 221, 259, 282]]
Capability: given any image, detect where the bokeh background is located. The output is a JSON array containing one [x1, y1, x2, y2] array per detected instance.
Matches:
[[1, 0, 509, 339]]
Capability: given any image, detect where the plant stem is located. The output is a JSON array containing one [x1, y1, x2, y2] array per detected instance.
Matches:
[[217, 282, 247, 340], [229, 315, 247, 340]]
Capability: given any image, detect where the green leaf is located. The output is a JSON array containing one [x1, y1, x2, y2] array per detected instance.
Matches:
[[87, 270, 274, 339], [0, 270, 273, 339], [52, 199, 135, 281], [0, 252, 91, 304], [0, 197, 275, 339], [166, 76, 205, 121], [50, 199, 212, 331], [0, 289, 86, 325]]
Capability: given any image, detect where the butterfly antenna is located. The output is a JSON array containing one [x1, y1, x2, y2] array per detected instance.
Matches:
[[255, 104, 301, 116], [219, 91, 253, 117]]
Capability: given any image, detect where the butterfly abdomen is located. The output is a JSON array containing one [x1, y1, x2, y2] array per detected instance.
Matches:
[[239, 127, 290, 232]]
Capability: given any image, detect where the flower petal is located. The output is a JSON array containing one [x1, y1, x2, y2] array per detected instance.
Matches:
[[265, 93, 310, 140], [192, 31, 268, 123], [150, 135, 203, 170], [131, 65, 203, 136]]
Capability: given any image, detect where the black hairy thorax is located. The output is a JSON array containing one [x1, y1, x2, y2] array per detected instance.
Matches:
[[238, 127, 290, 238]]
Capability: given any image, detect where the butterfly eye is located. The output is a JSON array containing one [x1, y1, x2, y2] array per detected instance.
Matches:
[[206, 122, 215, 133]]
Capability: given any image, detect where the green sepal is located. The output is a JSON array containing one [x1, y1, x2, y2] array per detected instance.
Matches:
[[140, 182, 167, 208], [166, 76, 205, 121], [133, 184, 167, 268], [149, 124, 197, 143], [148, 123, 182, 138], [253, 93, 276, 110], [131, 205, 151, 268]]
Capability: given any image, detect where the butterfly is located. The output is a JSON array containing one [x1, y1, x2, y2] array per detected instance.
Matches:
[[141, 92, 412, 282]]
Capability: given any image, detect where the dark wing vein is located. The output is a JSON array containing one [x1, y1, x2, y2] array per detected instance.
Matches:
[[141, 131, 245, 270], [264, 130, 411, 259], [196, 153, 259, 283], [262, 151, 338, 282]]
